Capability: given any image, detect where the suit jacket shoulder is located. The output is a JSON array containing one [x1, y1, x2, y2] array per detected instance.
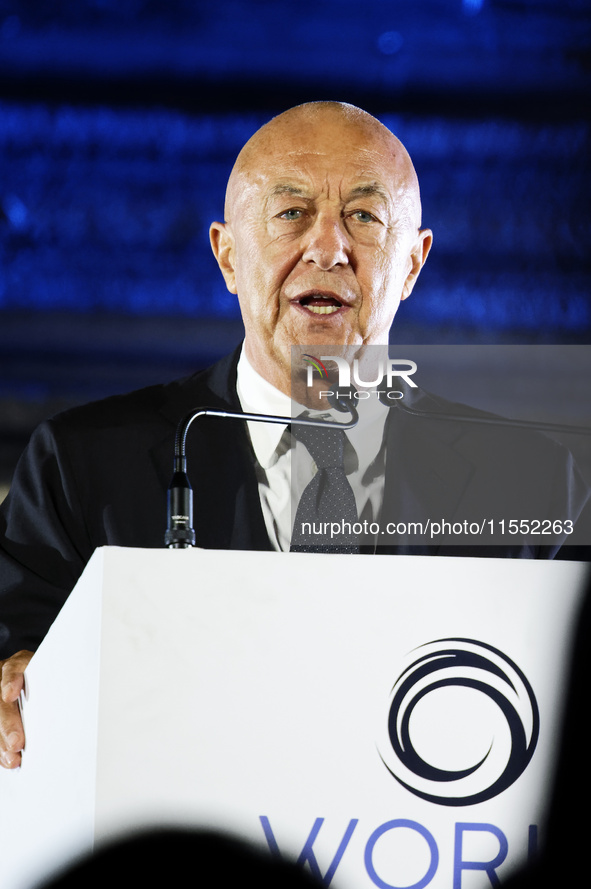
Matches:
[[0, 347, 270, 656], [380, 386, 591, 558]]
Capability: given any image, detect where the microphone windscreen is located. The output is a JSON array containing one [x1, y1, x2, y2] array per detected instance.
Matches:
[[326, 385, 358, 413]]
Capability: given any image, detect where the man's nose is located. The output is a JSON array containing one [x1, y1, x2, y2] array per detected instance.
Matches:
[[301, 213, 350, 270]]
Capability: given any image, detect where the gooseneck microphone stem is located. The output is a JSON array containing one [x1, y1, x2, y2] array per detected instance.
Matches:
[[165, 403, 359, 549]]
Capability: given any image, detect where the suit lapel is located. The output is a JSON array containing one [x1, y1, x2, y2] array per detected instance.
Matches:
[[381, 391, 477, 554]]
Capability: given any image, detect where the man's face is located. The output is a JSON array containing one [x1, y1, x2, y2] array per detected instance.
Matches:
[[210, 111, 432, 393]]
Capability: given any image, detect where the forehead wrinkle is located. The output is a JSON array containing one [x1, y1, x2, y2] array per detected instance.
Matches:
[[265, 174, 334, 206]]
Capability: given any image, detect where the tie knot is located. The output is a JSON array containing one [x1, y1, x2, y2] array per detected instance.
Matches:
[[291, 422, 346, 469]]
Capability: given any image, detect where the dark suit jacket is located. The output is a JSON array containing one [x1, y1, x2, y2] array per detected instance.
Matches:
[[1, 346, 589, 657]]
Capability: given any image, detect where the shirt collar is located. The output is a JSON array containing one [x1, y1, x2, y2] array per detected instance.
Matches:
[[236, 347, 291, 469]]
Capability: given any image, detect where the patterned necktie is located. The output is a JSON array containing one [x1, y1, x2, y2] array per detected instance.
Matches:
[[290, 422, 360, 553]]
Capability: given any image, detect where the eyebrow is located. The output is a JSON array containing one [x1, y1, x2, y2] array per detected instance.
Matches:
[[267, 182, 391, 203], [267, 182, 390, 212], [345, 184, 390, 203], [269, 184, 309, 197]]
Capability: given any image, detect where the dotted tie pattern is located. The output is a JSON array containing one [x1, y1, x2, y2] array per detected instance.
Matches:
[[290, 422, 360, 554]]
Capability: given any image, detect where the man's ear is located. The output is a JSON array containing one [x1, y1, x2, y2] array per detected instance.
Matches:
[[209, 221, 237, 294], [401, 228, 433, 301]]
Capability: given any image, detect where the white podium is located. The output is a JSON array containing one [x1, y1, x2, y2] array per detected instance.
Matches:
[[0, 548, 588, 889]]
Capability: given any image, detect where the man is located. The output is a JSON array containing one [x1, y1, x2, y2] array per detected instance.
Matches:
[[0, 101, 587, 768], [0, 101, 433, 767]]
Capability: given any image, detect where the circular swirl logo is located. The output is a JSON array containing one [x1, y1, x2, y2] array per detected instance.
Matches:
[[377, 638, 539, 806]]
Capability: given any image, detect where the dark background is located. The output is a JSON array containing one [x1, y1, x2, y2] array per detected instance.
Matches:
[[1, 0, 590, 497]]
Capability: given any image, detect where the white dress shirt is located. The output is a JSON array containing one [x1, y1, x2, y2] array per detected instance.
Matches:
[[236, 347, 388, 552]]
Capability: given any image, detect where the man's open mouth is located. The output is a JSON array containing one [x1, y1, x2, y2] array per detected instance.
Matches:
[[297, 294, 344, 315]]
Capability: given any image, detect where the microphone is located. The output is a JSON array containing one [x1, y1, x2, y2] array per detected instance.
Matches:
[[164, 393, 359, 548], [376, 380, 591, 436]]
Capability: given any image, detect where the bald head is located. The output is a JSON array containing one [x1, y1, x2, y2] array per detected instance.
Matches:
[[224, 101, 422, 230]]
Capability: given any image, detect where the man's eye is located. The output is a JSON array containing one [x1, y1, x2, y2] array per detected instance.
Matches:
[[350, 210, 377, 223], [278, 208, 304, 220]]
